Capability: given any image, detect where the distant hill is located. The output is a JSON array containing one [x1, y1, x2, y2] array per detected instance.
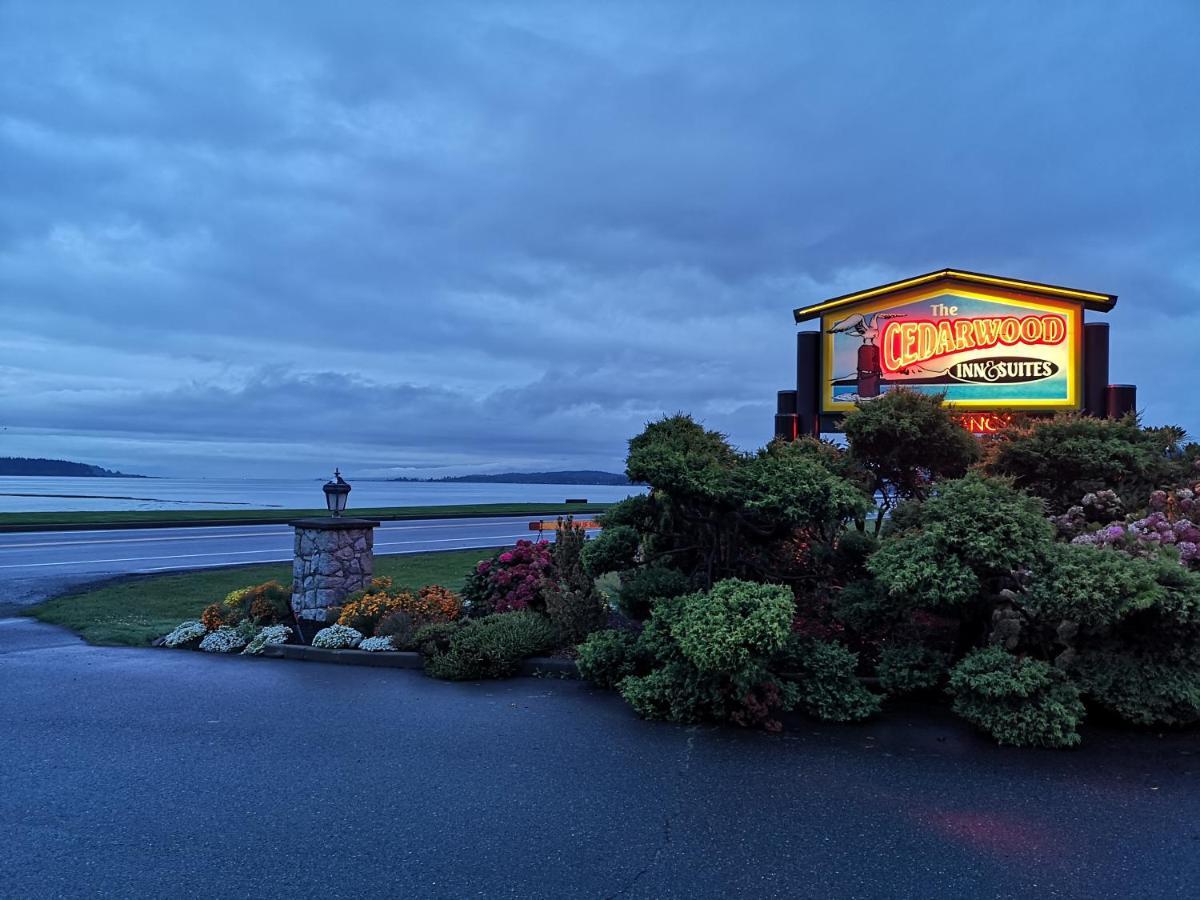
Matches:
[[393, 470, 636, 486], [0, 457, 139, 478]]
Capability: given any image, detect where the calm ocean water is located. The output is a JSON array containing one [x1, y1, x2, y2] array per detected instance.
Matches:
[[0, 477, 644, 513]]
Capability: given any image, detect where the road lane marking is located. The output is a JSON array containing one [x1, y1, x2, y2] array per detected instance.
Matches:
[[0, 519, 550, 551], [0, 533, 546, 569]]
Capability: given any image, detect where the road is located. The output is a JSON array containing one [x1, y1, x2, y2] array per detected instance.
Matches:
[[1, 617, 1197, 899], [0, 516, 563, 609]]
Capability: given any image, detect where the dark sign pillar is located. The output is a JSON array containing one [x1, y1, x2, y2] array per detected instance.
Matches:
[[796, 331, 821, 438], [1083, 322, 1110, 417]]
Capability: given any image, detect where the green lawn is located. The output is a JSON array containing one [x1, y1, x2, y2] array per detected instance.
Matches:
[[0, 502, 613, 531], [24, 547, 497, 647]]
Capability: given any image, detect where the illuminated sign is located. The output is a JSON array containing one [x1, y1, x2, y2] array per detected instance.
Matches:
[[955, 412, 1015, 435], [777, 270, 1125, 441], [818, 288, 1084, 413]]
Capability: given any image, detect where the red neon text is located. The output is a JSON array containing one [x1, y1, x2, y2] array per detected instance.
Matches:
[[881, 314, 1066, 373]]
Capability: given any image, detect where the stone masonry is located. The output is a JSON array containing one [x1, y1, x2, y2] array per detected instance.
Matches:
[[289, 517, 380, 620]]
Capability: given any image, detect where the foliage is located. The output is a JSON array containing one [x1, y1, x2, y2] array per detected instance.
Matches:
[[1069, 646, 1200, 728], [843, 390, 980, 532], [671, 580, 795, 674], [200, 603, 228, 632], [199, 626, 249, 654], [981, 414, 1196, 514], [339, 583, 463, 636], [947, 647, 1085, 748], [1026, 543, 1163, 628], [581, 525, 640, 577], [468, 540, 554, 612], [774, 636, 881, 721], [338, 592, 413, 635], [543, 583, 609, 647], [311, 624, 363, 649], [625, 414, 740, 504], [230, 581, 291, 624], [543, 518, 609, 645], [243, 624, 293, 655], [618, 580, 800, 731], [423, 612, 556, 680], [412, 621, 461, 655], [376, 610, 417, 649], [615, 565, 691, 621], [576, 629, 641, 690], [869, 474, 1052, 614], [875, 643, 949, 695], [618, 415, 868, 588], [162, 620, 207, 648]]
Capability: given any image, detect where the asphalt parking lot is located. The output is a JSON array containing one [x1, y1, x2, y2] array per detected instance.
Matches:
[[2, 617, 1198, 899]]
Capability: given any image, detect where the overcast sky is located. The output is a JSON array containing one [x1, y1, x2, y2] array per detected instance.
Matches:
[[1, 1, 1197, 478]]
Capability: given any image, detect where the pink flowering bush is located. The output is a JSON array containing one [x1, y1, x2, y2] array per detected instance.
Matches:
[[467, 540, 555, 613]]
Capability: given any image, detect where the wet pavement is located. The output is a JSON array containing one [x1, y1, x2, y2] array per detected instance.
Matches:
[[1, 618, 1198, 899]]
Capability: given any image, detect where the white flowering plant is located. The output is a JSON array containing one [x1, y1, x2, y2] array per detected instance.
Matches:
[[357, 635, 395, 652], [199, 626, 249, 654], [311, 624, 363, 649], [243, 624, 293, 655], [162, 620, 207, 648]]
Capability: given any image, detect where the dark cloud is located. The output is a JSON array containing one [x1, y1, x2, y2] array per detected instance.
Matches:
[[0, 1, 1197, 476]]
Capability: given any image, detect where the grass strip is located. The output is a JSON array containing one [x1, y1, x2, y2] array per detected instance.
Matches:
[[0, 502, 614, 532], [22, 547, 496, 647]]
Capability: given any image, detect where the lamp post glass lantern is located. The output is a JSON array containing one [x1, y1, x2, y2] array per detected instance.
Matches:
[[323, 468, 351, 517]]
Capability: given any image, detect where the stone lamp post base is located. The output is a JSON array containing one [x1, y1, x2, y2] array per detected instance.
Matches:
[[289, 517, 380, 621]]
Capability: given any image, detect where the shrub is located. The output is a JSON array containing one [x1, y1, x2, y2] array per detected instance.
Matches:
[[338, 591, 413, 635], [876, 643, 949, 695], [311, 625, 363, 650], [1027, 543, 1163, 628], [981, 414, 1192, 513], [247, 582, 291, 624], [947, 647, 1085, 748], [576, 629, 640, 689], [162, 620, 207, 648], [243, 624, 293, 655], [423, 612, 556, 680], [412, 621, 461, 655], [617, 580, 801, 730], [843, 389, 980, 531], [200, 603, 228, 632], [469, 540, 555, 612], [616, 566, 691, 621], [376, 610, 417, 649], [414, 585, 464, 621], [199, 626, 249, 654], [218, 581, 291, 626], [358, 636, 396, 652], [544, 582, 609, 646], [581, 525, 640, 577], [774, 636, 881, 722], [868, 474, 1053, 613], [1070, 647, 1200, 728], [672, 580, 794, 674], [543, 519, 609, 644]]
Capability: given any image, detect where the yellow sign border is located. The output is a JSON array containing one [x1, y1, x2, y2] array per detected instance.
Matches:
[[819, 287, 1083, 413]]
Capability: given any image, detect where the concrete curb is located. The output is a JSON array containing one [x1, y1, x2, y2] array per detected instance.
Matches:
[[257, 643, 579, 678]]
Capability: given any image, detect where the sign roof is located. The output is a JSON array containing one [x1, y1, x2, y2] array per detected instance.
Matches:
[[793, 268, 1117, 323]]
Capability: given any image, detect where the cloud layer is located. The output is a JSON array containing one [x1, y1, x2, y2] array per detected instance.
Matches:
[[1, 1, 1197, 476]]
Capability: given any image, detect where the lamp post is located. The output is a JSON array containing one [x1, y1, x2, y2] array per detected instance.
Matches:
[[323, 468, 351, 517], [291, 469, 379, 623]]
